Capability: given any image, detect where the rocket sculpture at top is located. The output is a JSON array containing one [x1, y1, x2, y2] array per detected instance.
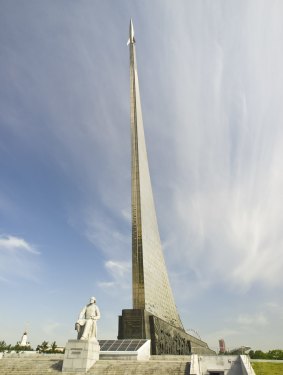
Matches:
[[127, 19, 183, 329]]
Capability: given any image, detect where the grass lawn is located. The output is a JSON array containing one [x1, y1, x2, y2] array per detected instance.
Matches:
[[252, 362, 283, 375]]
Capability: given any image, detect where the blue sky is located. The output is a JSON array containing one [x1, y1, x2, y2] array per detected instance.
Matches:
[[1, 0, 283, 352]]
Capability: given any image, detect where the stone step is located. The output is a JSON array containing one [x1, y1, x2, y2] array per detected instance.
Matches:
[[0, 357, 63, 374], [150, 355, 191, 361], [0, 357, 191, 375], [89, 360, 190, 375]]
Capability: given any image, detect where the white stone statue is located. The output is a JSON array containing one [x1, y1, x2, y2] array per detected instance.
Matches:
[[75, 296, 101, 340]]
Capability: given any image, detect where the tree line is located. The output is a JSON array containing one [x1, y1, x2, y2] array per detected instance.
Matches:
[[0, 340, 62, 353], [249, 349, 283, 360]]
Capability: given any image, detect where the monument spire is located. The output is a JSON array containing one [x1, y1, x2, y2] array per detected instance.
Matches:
[[119, 21, 213, 355], [127, 19, 135, 45], [128, 19, 183, 329]]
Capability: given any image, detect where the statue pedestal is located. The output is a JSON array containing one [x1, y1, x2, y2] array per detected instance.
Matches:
[[62, 338, 100, 372]]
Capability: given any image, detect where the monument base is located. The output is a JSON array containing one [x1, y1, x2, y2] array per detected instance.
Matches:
[[62, 338, 100, 372], [118, 309, 215, 355]]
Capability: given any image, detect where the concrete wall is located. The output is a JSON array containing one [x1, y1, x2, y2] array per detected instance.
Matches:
[[137, 339, 151, 360], [199, 355, 241, 375], [190, 355, 256, 375], [240, 355, 256, 375], [190, 355, 243, 375]]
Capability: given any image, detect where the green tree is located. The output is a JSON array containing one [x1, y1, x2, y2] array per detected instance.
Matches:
[[50, 341, 58, 353], [12, 343, 33, 353], [267, 350, 283, 360], [0, 341, 7, 352], [36, 341, 49, 353], [250, 349, 283, 360], [254, 350, 266, 359]]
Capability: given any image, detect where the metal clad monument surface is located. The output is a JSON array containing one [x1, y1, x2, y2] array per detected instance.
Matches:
[[128, 20, 183, 329], [118, 20, 213, 355]]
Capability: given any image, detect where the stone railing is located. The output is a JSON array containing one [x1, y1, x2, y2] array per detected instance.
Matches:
[[240, 355, 256, 375], [190, 354, 200, 375]]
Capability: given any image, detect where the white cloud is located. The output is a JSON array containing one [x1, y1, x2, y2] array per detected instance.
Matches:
[[42, 321, 60, 337], [98, 260, 131, 291], [0, 234, 40, 282], [84, 210, 130, 260], [0, 275, 10, 283], [265, 302, 279, 310], [0, 235, 39, 255], [153, 0, 283, 293], [121, 208, 131, 223], [97, 281, 116, 288], [208, 329, 240, 339], [237, 313, 268, 327], [1, 0, 282, 349], [105, 260, 130, 278], [205, 328, 241, 349]]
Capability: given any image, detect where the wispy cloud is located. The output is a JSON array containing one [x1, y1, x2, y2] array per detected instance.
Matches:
[[0, 275, 10, 284], [97, 281, 116, 288], [1, 0, 283, 349], [237, 313, 268, 327], [105, 260, 130, 278], [84, 209, 130, 259], [0, 235, 39, 254], [98, 260, 131, 290], [153, 0, 283, 293], [42, 321, 60, 337], [0, 234, 40, 282]]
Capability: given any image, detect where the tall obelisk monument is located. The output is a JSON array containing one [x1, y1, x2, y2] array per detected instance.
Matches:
[[118, 20, 213, 355], [128, 20, 182, 328]]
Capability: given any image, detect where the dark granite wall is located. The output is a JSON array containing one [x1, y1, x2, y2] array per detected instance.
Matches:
[[118, 309, 215, 355]]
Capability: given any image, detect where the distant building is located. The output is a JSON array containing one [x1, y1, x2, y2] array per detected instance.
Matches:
[[18, 331, 30, 347], [55, 346, 65, 353], [219, 338, 226, 353]]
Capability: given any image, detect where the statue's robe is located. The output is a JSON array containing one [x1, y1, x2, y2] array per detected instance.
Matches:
[[76, 303, 100, 340]]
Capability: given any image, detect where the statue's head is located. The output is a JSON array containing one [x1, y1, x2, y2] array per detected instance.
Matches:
[[89, 296, 96, 304]]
